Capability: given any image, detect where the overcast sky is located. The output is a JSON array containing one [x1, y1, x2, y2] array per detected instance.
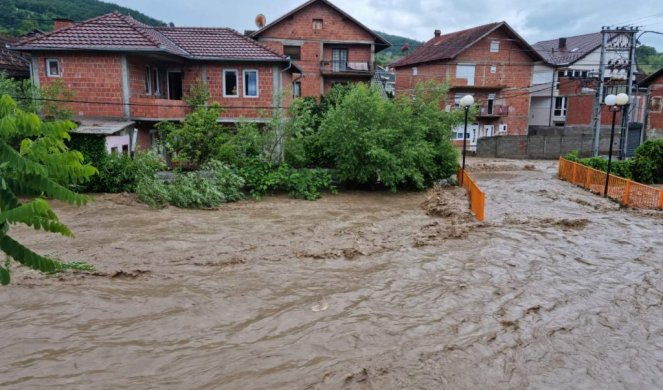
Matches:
[[110, 0, 663, 50]]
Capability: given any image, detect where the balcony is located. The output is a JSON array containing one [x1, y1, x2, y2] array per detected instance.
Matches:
[[130, 97, 190, 120], [477, 104, 509, 118], [320, 60, 374, 77]]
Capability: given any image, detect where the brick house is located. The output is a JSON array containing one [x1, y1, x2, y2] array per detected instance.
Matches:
[[250, 0, 390, 97], [391, 22, 543, 148], [640, 67, 663, 140], [11, 12, 299, 151]]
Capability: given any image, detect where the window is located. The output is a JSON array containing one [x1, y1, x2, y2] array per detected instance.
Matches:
[[144, 66, 151, 95], [554, 97, 567, 117], [243, 70, 258, 97], [223, 70, 238, 97], [453, 93, 473, 107], [284, 46, 301, 60], [167, 71, 183, 100], [456, 64, 475, 86], [490, 41, 500, 53], [332, 48, 348, 72], [312, 19, 323, 30], [151, 67, 161, 96], [487, 93, 496, 115], [46, 59, 60, 77], [293, 81, 301, 98], [412, 67, 418, 76], [490, 65, 497, 74]]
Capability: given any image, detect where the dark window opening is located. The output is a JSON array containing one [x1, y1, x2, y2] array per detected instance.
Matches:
[[284, 45, 302, 60], [224, 70, 238, 97], [168, 71, 183, 100]]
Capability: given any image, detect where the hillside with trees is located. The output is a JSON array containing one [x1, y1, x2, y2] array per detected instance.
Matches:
[[636, 45, 663, 75], [0, 0, 166, 36], [374, 31, 423, 67]]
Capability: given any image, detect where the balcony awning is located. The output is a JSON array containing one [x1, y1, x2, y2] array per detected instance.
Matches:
[[73, 119, 135, 135]]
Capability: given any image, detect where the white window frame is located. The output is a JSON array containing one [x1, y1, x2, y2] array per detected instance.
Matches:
[[46, 58, 61, 77], [144, 66, 152, 95], [152, 67, 161, 96], [412, 66, 418, 76], [490, 65, 497, 74], [223, 69, 239, 98], [293, 81, 301, 98], [490, 41, 500, 53], [313, 18, 323, 30], [456, 63, 475, 86], [243, 69, 259, 98], [554, 97, 568, 117]]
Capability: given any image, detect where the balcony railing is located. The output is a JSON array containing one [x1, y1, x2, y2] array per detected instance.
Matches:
[[320, 60, 374, 75], [478, 103, 509, 117]]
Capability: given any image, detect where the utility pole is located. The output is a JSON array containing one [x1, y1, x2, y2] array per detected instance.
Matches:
[[591, 29, 608, 157], [618, 27, 639, 160], [592, 26, 639, 158]]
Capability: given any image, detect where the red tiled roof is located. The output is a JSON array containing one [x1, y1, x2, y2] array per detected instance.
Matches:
[[639, 67, 663, 87], [13, 12, 286, 62], [391, 22, 542, 68], [532, 32, 603, 66], [157, 28, 285, 60]]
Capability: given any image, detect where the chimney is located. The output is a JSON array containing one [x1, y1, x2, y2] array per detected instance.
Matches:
[[558, 37, 567, 49], [434, 29, 442, 37], [53, 18, 75, 30]]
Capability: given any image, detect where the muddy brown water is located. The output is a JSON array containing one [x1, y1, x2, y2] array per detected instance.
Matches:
[[1, 159, 662, 389]]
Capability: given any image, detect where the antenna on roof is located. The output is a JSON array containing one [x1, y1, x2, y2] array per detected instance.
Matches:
[[255, 14, 267, 29]]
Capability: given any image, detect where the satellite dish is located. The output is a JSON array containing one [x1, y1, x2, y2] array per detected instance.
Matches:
[[255, 14, 267, 28]]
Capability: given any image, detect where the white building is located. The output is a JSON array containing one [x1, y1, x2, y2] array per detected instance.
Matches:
[[529, 32, 633, 127]]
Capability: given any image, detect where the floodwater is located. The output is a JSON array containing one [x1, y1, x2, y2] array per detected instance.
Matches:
[[1, 159, 662, 389]]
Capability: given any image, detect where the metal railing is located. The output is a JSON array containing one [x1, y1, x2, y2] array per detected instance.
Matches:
[[320, 60, 374, 74], [558, 157, 663, 209]]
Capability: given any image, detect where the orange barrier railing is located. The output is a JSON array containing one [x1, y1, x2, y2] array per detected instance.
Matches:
[[458, 169, 486, 221], [558, 157, 663, 209]]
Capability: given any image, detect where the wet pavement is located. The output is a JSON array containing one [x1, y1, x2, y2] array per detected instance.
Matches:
[[1, 159, 662, 389]]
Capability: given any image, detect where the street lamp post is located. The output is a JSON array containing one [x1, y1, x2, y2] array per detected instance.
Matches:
[[603, 93, 629, 198], [459, 95, 474, 186]]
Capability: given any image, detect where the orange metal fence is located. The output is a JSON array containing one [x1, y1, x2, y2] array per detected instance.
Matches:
[[558, 157, 663, 209], [458, 169, 486, 221]]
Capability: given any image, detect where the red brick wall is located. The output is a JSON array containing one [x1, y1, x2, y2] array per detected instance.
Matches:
[[394, 27, 535, 135], [36, 53, 125, 118], [647, 74, 663, 133], [561, 78, 626, 126], [255, 1, 376, 98]]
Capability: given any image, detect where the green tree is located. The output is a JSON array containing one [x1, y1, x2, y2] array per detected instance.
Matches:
[[0, 94, 95, 285]]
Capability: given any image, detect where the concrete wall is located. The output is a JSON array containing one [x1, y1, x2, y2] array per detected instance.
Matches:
[[477, 133, 625, 159]]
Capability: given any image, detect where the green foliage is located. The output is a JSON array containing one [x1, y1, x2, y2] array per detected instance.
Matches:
[[40, 79, 75, 120], [564, 150, 580, 162], [631, 139, 663, 184], [373, 31, 423, 66], [0, 75, 39, 113], [239, 158, 335, 201], [51, 261, 96, 273], [636, 45, 663, 75], [0, 94, 94, 285], [314, 81, 462, 190], [0, 0, 165, 36], [136, 160, 245, 209]]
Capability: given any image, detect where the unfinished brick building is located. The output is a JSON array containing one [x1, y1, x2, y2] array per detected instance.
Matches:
[[391, 22, 543, 148]]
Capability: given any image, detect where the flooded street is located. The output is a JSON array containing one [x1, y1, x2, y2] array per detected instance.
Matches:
[[1, 159, 662, 389]]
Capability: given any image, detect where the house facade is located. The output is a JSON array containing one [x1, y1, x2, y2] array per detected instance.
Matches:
[[641, 67, 663, 139], [530, 32, 639, 128], [391, 22, 543, 148], [250, 0, 390, 98], [12, 12, 298, 151]]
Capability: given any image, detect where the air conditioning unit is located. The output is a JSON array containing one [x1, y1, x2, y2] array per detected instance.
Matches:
[[499, 124, 508, 133]]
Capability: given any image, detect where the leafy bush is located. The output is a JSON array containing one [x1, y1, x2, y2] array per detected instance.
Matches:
[[631, 139, 663, 184], [579, 157, 608, 172], [315, 82, 462, 190], [239, 158, 335, 200], [81, 150, 165, 193], [136, 160, 244, 209], [564, 150, 580, 162]]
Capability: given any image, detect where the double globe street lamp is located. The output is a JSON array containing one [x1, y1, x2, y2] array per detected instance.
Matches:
[[603, 92, 629, 198], [459, 94, 475, 186]]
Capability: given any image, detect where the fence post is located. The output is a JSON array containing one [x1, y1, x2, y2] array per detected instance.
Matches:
[[659, 189, 663, 209], [571, 162, 577, 184], [584, 164, 591, 189], [623, 180, 631, 205]]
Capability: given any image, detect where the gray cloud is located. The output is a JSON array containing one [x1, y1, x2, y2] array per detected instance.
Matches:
[[112, 0, 663, 49]]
